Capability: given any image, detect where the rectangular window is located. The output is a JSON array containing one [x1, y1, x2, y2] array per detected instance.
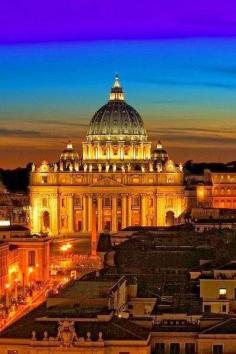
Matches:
[[154, 343, 165, 354], [213, 345, 223, 354], [41, 176, 48, 184], [74, 196, 82, 208], [221, 305, 227, 313], [219, 288, 227, 298], [42, 198, 47, 207], [117, 197, 122, 208], [61, 198, 65, 208], [167, 175, 174, 184], [132, 177, 140, 183], [185, 343, 195, 354], [28, 250, 36, 267], [132, 196, 140, 208], [204, 304, 211, 313], [103, 197, 111, 208], [170, 343, 180, 354], [8, 350, 18, 354]]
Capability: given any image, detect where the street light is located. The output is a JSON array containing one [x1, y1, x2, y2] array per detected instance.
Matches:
[[14, 278, 19, 300], [60, 243, 72, 252], [28, 267, 34, 288], [5, 284, 10, 309], [59, 243, 73, 271]]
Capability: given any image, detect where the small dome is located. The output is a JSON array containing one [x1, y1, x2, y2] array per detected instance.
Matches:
[[87, 75, 147, 142], [60, 141, 79, 161], [152, 141, 168, 162], [164, 159, 177, 172]]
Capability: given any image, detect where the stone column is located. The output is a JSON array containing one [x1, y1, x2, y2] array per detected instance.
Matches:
[[156, 193, 166, 226], [153, 194, 157, 226], [88, 195, 93, 232], [91, 198, 97, 257], [97, 195, 103, 232], [141, 194, 147, 226], [111, 195, 117, 232], [97, 142, 101, 160], [120, 143, 124, 160], [50, 193, 59, 236], [132, 143, 136, 160], [31, 194, 40, 234], [121, 194, 127, 229], [82, 195, 87, 232], [67, 193, 74, 233], [106, 143, 111, 159], [127, 194, 132, 226]]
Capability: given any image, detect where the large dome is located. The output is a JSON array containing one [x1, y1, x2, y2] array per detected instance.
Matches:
[[87, 75, 147, 142]]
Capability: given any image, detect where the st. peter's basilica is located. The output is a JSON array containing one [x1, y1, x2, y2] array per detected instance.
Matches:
[[30, 76, 186, 236]]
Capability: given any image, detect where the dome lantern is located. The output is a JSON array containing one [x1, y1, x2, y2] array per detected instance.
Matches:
[[60, 140, 79, 167], [109, 74, 125, 101], [86, 75, 147, 143], [152, 140, 168, 163]]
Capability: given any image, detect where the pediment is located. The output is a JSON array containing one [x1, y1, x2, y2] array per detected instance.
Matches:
[[90, 177, 124, 187]]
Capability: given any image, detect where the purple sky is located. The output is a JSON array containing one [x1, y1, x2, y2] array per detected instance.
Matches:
[[1, 1, 236, 167], [1, 0, 236, 43]]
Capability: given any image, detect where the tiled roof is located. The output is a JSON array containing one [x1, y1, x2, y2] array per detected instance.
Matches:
[[201, 318, 236, 335], [0, 303, 149, 341]]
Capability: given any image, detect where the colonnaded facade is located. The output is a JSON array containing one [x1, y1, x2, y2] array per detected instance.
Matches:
[[30, 76, 186, 236]]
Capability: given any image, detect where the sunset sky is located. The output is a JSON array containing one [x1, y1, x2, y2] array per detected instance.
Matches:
[[0, 0, 236, 168]]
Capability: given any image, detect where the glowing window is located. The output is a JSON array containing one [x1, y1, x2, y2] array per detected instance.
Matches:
[[219, 288, 227, 296], [166, 175, 174, 184], [41, 176, 48, 184], [132, 177, 140, 183]]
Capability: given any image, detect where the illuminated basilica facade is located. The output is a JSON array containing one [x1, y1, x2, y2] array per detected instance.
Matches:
[[30, 76, 186, 236]]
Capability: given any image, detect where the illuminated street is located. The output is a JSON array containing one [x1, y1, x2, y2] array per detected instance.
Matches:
[[0, 236, 96, 332]]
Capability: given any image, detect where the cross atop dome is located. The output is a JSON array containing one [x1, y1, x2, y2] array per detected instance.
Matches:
[[109, 74, 125, 101], [113, 74, 121, 88]]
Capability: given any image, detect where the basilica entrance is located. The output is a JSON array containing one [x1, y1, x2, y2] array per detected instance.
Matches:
[[104, 219, 111, 232], [166, 211, 175, 226]]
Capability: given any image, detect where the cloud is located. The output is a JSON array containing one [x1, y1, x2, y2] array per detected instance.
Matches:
[[0, 129, 43, 137], [141, 78, 236, 90], [147, 125, 236, 148], [0, 128, 66, 139], [157, 134, 236, 145], [148, 127, 235, 135], [28, 119, 89, 128]]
